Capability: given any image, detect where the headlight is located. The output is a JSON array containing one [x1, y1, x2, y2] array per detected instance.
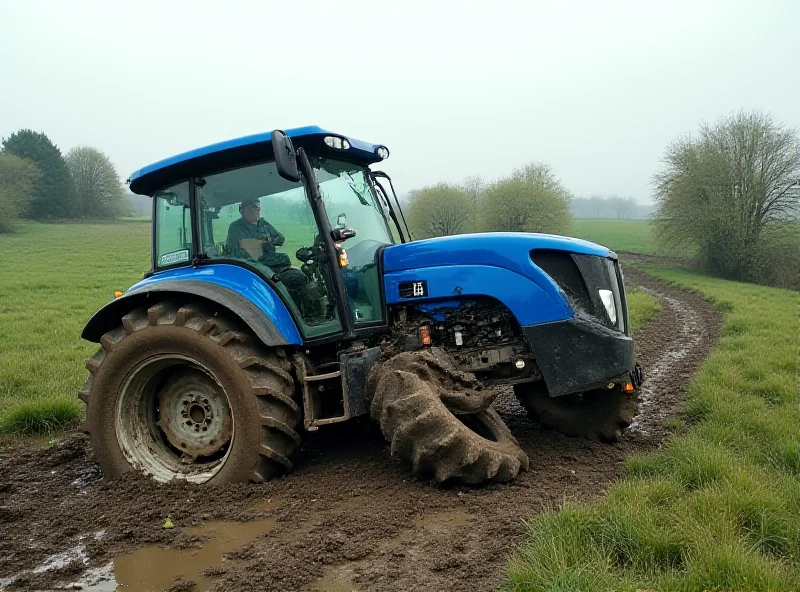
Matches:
[[598, 289, 617, 325]]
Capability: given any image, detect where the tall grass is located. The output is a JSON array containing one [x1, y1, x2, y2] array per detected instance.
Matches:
[[504, 267, 800, 591]]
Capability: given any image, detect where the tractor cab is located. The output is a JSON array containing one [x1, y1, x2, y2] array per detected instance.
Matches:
[[135, 127, 407, 341]]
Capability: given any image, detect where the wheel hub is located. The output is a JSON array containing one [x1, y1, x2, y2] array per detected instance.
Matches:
[[157, 370, 232, 457]]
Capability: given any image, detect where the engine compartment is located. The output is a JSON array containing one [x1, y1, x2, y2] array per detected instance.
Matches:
[[387, 297, 542, 386]]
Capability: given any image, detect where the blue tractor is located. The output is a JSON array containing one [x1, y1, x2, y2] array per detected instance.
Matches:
[[79, 127, 643, 486]]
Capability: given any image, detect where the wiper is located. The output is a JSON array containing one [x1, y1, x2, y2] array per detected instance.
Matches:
[[341, 173, 371, 206]]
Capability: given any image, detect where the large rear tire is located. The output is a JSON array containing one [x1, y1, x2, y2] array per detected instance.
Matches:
[[368, 349, 529, 485], [79, 300, 300, 484], [514, 381, 637, 443]]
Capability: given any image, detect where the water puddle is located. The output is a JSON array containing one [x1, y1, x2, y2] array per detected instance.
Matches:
[[79, 506, 275, 592]]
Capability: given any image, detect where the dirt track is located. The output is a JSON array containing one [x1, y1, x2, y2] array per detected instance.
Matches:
[[0, 266, 721, 592]]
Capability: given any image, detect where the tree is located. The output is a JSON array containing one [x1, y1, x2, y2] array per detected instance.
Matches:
[[609, 195, 636, 219], [405, 183, 473, 239], [0, 153, 40, 233], [2, 129, 78, 219], [479, 162, 572, 235], [66, 146, 124, 218], [653, 109, 800, 280]]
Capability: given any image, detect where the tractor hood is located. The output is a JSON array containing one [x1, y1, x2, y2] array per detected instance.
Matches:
[[382, 232, 615, 275]]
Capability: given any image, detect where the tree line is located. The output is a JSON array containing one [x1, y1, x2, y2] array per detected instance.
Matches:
[[402, 108, 799, 289], [0, 129, 126, 233], [404, 162, 573, 240], [570, 195, 653, 220]]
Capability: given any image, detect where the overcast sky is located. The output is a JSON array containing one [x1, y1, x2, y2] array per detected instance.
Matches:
[[2, 0, 798, 203]]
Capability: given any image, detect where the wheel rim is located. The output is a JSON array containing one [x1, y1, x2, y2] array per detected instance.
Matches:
[[115, 354, 235, 483]]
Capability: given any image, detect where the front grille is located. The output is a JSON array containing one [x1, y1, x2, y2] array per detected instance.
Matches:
[[532, 250, 626, 333]]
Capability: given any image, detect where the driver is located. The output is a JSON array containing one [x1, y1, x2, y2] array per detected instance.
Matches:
[[226, 198, 321, 316]]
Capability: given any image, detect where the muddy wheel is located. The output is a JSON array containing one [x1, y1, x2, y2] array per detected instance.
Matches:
[[367, 351, 529, 485], [513, 381, 637, 443], [78, 301, 300, 484]]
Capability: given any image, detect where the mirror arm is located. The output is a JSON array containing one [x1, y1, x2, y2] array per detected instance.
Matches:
[[372, 171, 411, 241]]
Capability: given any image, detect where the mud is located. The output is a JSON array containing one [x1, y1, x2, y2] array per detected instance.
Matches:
[[0, 264, 721, 592]]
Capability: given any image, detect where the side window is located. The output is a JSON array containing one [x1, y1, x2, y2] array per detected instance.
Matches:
[[155, 182, 191, 268]]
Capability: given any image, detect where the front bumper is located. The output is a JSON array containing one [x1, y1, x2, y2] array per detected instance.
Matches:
[[523, 316, 640, 397]]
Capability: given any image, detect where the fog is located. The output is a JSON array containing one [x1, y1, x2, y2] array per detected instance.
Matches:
[[1, 0, 798, 202]]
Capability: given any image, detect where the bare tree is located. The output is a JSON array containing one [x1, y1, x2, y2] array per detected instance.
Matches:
[[406, 183, 473, 239], [66, 146, 124, 218], [609, 195, 636, 219], [653, 109, 800, 279]]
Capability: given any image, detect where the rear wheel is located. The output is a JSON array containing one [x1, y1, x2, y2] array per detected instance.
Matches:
[[79, 300, 300, 484], [368, 349, 529, 485], [514, 381, 637, 443]]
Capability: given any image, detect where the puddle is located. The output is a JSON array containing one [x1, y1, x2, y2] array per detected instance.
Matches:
[[629, 287, 704, 436], [73, 517, 276, 592]]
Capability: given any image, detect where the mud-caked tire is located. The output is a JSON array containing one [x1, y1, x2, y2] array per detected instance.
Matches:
[[367, 350, 529, 485], [79, 300, 301, 484], [514, 381, 638, 443]]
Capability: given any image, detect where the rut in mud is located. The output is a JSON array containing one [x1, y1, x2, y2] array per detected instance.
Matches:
[[0, 266, 721, 592]]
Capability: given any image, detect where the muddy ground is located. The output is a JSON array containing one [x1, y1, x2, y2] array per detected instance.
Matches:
[[0, 266, 721, 592]]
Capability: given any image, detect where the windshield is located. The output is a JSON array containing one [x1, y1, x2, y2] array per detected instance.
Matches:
[[313, 157, 394, 266]]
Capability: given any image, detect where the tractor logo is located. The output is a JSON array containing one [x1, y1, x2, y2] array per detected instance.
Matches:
[[399, 280, 428, 299]]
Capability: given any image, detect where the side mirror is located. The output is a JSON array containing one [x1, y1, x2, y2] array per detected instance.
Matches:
[[337, 213, 347, 228], [271, 130, 301, 183]]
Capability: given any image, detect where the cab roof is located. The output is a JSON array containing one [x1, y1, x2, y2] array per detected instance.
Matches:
[[128, 125, 388, 196]]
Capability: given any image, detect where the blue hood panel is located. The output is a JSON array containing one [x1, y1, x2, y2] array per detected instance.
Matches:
[[383, 232, 614, 274], [381, 232, 615, 327]]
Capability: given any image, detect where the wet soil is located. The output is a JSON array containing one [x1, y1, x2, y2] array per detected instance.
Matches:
[[0, 265, 721, 592]]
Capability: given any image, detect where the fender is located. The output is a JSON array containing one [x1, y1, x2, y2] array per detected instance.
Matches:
[[82, 263, 302, 346], [384, 264, 573, 326]]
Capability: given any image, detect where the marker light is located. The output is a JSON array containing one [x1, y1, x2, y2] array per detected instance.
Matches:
[[324, 136, 350, 150], [376, 146, 389, 160], [419, 325, 432, 346], [114, 291, 123, 298]]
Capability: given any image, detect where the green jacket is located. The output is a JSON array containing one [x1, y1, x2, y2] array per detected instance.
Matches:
[[226, 217, 291, 270]]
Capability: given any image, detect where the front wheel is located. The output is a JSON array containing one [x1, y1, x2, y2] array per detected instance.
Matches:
[[79, 300, 301, 484], [513, 381, 638, 443]]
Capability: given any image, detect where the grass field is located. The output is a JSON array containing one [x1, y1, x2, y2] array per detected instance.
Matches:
[[0, 222, 150, 434], [505, 268, 800, 591], [569, 219, 662, 255], [0, 222, 662, 436]]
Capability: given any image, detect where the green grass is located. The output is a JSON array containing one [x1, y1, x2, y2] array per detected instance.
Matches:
[[0, 222, 150, 435], [626, 289, 661, 334], [504, 267, 800, 591], [570, 219, 658, 255]]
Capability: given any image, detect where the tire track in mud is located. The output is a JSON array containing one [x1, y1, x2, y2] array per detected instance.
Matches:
[[0, 264, 721, 592]]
